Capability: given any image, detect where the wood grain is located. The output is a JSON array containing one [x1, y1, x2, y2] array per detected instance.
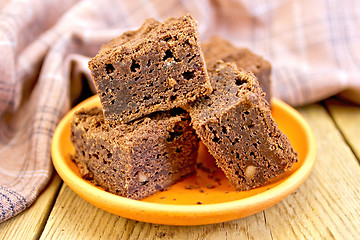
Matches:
[[39, 103, 360, 239], [0, 174, 62, 240], [324, 98, 360, 161]]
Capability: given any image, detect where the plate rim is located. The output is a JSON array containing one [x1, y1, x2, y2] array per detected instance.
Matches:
[[51, 95, 317, 225]]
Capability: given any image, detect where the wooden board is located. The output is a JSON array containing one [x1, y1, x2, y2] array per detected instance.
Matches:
[[0, 174, 62, 240], [325, 98, 360, 161]]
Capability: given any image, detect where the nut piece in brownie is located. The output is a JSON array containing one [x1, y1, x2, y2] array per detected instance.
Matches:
[[70, 107, 199, 199], [89, 14, 212, 123], [201, 36, 272, 104], [189, 61, 298, 191]]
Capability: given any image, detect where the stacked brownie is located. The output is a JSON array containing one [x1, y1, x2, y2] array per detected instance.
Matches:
[[88, 14, 212, 123], [70, 14, 298, 200], [72, 14, 209, 200], [201, 36, 272, 104]]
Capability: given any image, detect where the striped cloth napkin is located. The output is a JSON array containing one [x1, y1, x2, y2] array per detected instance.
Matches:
[[0, 0, 359, 222]]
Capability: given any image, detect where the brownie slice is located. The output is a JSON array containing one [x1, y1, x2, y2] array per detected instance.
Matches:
[[70, 107, 199, 199], [89, 14, 212, 123], [189, 61, 298, 191], [201, 36, 272, 104]]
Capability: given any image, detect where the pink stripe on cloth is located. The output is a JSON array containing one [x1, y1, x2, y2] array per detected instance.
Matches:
[[0, 0, 359, 222]]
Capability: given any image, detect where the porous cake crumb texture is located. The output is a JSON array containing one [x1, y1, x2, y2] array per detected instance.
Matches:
[[89, 14, 211, 123], [70, 107, 199, 199], [201, 36, 272, 104], [189, 61, 298, 191]]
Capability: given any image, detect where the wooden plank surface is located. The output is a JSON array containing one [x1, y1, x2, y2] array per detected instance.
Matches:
[[0, 174, 62, 240], [325, 98, 360, 160], [263, 103, 360, 239], [39, 103, 360, 240]]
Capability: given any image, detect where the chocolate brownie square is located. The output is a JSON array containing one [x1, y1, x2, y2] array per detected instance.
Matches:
[[70, 107, 199, 199], [201, 36, 272, 104], [89, 14, 211, 123], [189, 61, 298, 191]]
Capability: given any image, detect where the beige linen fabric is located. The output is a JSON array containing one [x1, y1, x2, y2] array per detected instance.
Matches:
[[0, 0, 359, 222]]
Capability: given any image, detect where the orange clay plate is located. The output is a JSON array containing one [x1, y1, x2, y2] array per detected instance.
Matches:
[[51, 95, 316, 226]]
